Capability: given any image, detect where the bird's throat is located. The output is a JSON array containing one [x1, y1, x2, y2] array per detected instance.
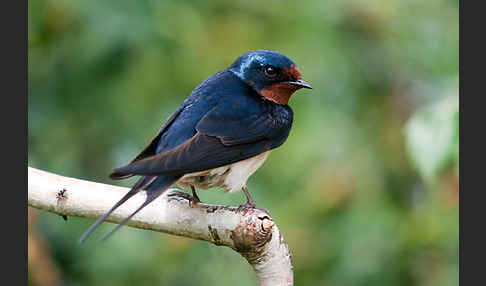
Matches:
[[261, 83, 300, 105]]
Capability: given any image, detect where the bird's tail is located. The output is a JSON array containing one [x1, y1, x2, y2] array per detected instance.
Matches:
[[79, 175, 179, 243]]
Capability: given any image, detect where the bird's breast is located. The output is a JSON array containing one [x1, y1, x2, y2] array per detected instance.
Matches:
[[177, 151, 271, 193]]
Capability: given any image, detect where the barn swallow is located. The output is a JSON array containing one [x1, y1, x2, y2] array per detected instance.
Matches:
[[79, 50, 312, 242]]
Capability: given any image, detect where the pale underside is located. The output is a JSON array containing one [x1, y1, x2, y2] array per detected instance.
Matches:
[[177, 151, 271, 192]]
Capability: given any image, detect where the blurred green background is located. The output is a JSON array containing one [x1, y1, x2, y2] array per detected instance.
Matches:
[[28, 0, 458, 285]]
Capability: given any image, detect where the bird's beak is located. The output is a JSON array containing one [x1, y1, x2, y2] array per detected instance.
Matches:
[[286, 79, 313, 89]]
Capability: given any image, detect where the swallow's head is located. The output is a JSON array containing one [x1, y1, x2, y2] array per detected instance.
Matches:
[[229, 50, 312, 105]]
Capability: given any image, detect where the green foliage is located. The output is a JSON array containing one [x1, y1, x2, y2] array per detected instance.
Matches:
[[406, 94, 459, 183], [29, 0, 458, 285]]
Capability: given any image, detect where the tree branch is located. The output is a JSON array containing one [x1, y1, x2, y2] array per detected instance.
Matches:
[[28, 167, 293, 285]]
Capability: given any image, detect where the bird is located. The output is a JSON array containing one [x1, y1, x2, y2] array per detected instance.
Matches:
[[79, 50, 312, 243]]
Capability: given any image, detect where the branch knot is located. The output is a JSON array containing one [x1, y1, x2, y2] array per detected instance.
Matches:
[[231, 209, 275, 266]]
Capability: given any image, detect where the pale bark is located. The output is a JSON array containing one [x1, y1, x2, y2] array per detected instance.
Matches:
[[28, 167, 293, 285]]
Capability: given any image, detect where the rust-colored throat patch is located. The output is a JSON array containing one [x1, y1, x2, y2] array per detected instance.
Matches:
[[261, 65, 303, 105]]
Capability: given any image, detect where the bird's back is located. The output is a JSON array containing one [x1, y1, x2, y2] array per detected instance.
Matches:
[[155, 70, 256, 154], [153, 69, 293, 155]]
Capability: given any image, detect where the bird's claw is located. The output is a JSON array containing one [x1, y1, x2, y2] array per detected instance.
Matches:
[[188, 196, 201, 208], [237, 202, 271, 215], [188, 186, 202, 208]]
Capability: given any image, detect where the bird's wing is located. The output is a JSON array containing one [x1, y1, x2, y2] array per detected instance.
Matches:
[[110, 105, 292, 178], [194, 105, 279, 145], [130, 104, 186, 163], [110, 104, 186, 180]]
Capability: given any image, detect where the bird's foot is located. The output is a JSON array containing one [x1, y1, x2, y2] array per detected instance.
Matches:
[[189, 186, 201, 208], [238, 186, 271, 214], [237, 202, 271, 215], [188, 196, 201, 208]]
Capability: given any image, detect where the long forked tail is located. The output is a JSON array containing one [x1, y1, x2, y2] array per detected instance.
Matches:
[[79, 175, 179, 243]]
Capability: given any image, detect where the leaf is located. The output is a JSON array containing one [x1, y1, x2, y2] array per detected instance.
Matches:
[[405, 94, 459, 182]]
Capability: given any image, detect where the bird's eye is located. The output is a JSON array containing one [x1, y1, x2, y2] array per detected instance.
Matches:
[[264, 66, 278, 78]]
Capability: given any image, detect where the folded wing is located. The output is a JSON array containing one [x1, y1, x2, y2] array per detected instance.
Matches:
[[110, 105, 292, 178]]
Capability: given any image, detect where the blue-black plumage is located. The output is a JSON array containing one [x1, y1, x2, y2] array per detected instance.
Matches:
[[80, 50, 312, 242]]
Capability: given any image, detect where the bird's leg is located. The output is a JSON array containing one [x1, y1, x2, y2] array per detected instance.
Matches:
[[239, 186, 270, 214], [189, 186, 201, 207], [242, 186, 256, 205]]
